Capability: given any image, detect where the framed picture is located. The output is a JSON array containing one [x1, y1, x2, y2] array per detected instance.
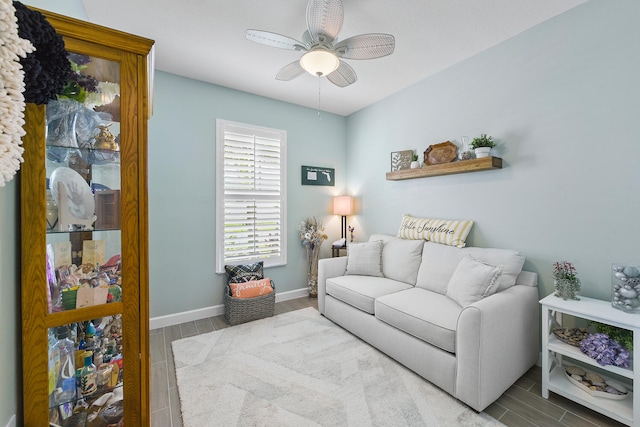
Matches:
[[390, 150, 413, 171], [301, 165, 335, 186]]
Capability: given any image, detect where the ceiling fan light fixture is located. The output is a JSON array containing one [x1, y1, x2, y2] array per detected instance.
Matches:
[[300, 49, 339, 76]]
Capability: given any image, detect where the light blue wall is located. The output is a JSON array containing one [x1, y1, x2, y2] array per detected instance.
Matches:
[[347, 0, 640, 301], [21, 0, 87, 19], [148, 72, 347, 316], [3, 0, 638, 424]]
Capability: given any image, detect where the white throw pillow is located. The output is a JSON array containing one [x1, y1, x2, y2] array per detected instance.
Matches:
[[446, 255, 503, 307], [464, 247, 525, 292], [370, 234, 423, 285], [345, 240, 384, 277]]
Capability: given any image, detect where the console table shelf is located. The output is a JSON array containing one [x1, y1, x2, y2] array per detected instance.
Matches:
[[540, 295, 640, 426], [386, 156, 502, 181]]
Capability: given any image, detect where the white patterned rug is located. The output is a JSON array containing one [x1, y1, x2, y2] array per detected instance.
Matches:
[[172, 307, 504, 427]]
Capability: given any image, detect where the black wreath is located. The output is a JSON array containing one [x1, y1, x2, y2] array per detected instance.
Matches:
[[13, 1, 71, 105]]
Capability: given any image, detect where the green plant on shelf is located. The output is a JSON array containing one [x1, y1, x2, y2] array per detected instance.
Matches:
[[470, 134, 496, 149], [587, 320, 633, 352]]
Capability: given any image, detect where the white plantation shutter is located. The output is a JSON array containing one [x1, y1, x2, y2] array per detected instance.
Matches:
[[216, 120, 287, 272]]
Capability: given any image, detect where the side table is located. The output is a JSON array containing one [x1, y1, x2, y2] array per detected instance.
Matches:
[[540, 294, 640, 426], [331, 244, 346, 257]]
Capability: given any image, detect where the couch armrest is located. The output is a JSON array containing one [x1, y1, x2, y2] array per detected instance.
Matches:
[[455, 283, 540, 411], [317, 257, 347, 314]]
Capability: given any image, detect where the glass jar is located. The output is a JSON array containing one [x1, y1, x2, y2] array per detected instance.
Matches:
[[612, 264, 640, 313]]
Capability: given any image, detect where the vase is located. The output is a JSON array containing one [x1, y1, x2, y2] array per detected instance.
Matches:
[[458, 136, 472, 160], [611, 264, 640, 313], [410, 160, 420, 169], [306, 243, 321, 297], [46, 190, 58, 231], [474, 147, 492, 158], [554, 278, 580, 301]]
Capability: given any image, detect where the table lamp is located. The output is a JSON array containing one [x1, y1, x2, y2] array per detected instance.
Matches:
[[333, 196, 353, 247]]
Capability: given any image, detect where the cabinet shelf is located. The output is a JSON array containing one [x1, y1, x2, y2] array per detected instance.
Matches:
[[386, 156, 502, 181], [548, 365, 633, 425], [548, 335, 634, 379]]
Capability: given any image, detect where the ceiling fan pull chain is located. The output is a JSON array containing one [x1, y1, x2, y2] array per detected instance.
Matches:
[[317, 76, 322, 119]]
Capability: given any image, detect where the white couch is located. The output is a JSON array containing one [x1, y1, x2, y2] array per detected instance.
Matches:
[[318, 234, 539, 411]]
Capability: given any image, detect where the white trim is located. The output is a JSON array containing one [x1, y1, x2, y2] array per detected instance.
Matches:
[[5, 414, 15, 427], [148, 288, 309, 330]]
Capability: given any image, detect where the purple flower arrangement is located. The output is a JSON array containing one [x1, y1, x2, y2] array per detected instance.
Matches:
[[580, 333, 630, 368]]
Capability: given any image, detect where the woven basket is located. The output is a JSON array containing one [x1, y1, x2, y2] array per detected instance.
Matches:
[[224, 281, 275, 326]]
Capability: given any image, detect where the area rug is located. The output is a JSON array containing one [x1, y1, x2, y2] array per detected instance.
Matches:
[[172, 308, 504, 427]]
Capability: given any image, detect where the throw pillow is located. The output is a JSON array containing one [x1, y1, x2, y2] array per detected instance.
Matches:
[[229, 278, 273, 298], [370, 234, 424, 285], [397, 214, 473, 248], [225, 261, 264, 284], [345, 240, 384, 277], [446, 255, 502, 307], [464, 247, 525, 292]]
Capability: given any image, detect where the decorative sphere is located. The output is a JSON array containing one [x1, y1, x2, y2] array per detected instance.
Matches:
[[623, 267, 640, 277]]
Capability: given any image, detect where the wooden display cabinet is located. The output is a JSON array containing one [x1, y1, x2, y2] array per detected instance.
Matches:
[[20, 8, 153, 426]]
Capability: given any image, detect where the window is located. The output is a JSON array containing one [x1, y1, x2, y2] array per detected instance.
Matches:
[[216, 120, 287, 273]]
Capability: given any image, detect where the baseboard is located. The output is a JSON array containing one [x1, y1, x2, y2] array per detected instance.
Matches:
[[149, 287, 309, 330], [5, 414, 15, 427]]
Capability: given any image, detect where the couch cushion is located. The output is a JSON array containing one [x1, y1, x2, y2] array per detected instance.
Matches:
[[345, 240, 384, 277], [446, 256, 502, 307], [375, 288, 463, 353], [416, 242, 465, 294], [416, 242, 525, 294], [370, 234, 424, 285], [326, 275, 412, 314]]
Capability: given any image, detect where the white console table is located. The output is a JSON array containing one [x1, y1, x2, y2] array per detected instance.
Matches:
[[540, 294, 640, 426]]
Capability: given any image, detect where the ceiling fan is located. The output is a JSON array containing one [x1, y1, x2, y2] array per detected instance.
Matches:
[[245, 0, 395, 87]]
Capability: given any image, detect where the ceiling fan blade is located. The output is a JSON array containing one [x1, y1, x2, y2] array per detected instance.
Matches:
[[275, 61, 306, 81], [245, 29, 306, 51], [334, 34, 395, 60], [327, 60, 356, 87], [306, 0, 344, 44]]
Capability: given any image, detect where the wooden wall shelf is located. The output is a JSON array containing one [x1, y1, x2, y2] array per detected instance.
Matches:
[[386, 156, 502, 181]]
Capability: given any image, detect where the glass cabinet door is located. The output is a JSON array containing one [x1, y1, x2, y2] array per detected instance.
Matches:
[[45, 53, 128, 425], [45, 53, 123, 315], [47, 317, 124, 425]]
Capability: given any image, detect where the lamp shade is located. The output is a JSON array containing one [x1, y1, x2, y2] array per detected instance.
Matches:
[[333, 196, 353, 216], [300, 49, 339, 76]]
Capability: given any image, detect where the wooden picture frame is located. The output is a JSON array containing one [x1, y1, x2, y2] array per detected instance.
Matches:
[[390, 150, 413, 171]]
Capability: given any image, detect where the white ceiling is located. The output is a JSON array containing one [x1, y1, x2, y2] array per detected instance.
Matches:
[[80, 0, 586, 116]]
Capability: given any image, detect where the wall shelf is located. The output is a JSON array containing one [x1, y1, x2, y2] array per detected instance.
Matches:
[[386, 156, 502, 181]]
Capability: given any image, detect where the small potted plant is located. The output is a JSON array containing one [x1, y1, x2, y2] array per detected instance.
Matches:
[[410, 152, 420, 169], [470, 134, 496, 158], [553, 261, 580, 300]]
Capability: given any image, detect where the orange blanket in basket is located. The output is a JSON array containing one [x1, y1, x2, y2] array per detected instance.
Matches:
[[229, 278, 273, 298]]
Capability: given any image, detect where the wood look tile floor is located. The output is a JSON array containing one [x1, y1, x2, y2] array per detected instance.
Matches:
[[150, 297, 626, 427]]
